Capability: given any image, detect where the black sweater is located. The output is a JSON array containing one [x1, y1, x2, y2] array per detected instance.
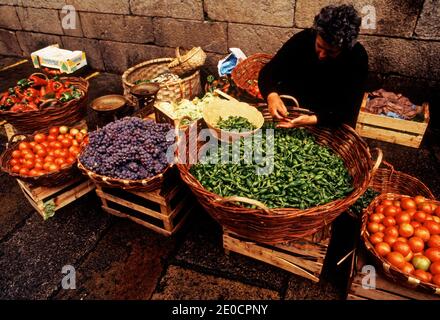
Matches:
[[258, 29, 368, 128]]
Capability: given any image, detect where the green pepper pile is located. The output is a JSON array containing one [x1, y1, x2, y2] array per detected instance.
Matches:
[[190, 124, 353, 209], [216, 116, 256, 132]]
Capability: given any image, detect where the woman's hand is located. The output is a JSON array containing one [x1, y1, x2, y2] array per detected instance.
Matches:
[[267, 92, 288, 119], [277, 115, 318, 128]]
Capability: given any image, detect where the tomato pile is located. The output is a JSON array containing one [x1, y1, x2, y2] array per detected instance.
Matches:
[[367, 195, 440, 286], [246, 79, 263, 100], [0, 74, 83, 113], [9, 126, 87, 177]]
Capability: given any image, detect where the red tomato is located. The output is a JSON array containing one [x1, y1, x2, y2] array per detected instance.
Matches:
[[425, 248, 440, 263], [72, 140, 80, 147], [367, 222, 380, 234], [414, 211, 427, 223], [433, 274, 440, 286], [393, 241, 411, 257], [428, 235, 440, 248], [435, 206, 440, 218], [49, 127, 59, 135], [414, 227, 431, 242], [75, 132, 85, 143], [29, 169, 40, 177], [383, 216, 396, 227], [47, 135, 57, 142], [19, 167, 29, 176], [34, 133, 46, 143], [69, 128, 79, 136], [44, 155, 55, 163], [54, 158, 66, 166], [36, 149, 47, 158], [383, 235, 397, 246], [382, 200, 394, 207], [48, 163, 60, 172], [413, 269, 431, 283], [384, 205, 398, 217], [61, 138, 72, 148], [66, 156, 76, 165], [57, 134, 65, 142], [369, 233, 383, 245], [419, 202, 433, 215], [53, 141, 62, 150], [385, 226, 399, 238], [43, 162, 53, 172], [58, 149, 69, 159], [9, 158, 19, 166], [404, 251, 414, 262], [23, 159, 34, 170], [12, 150, 22, 159], [424, 221, 440, 235], [18, 142, 31, 151], [401, 198, 417, 211], [375, 242, 391, 257], [395, 212, 411, 225], [69, 146, 80, 156], [414, 196, 426, 205], [386, 252, 406, 269], [408, 237, 425, 253], [397, 237, 408, 243], [23, 153, 35, 161], [11, 165, 21, 173], [399, 223, 414, 238], [34, 162, 44, 171], [401, 262, 415, 275], [29, 141, 37, 149]]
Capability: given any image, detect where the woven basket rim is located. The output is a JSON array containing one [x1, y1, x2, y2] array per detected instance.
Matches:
[[361, 192, 440, 295], [122, 58, 200, 89], [168, 47, 206, 68], [0, 77, 89, 116]]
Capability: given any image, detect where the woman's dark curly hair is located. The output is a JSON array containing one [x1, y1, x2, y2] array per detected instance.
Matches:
[[313, 4, 361, 49]]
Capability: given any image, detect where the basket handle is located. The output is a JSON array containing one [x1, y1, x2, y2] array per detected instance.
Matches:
[[279, 95, 316, 115], [370, 147, 383, 177], [215, 196, 271, 214], [175, 47, 182, 62], [214, 88, 238, 102], [29, 72, 49, 81]]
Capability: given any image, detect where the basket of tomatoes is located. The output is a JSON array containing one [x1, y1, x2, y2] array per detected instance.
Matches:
[[0, 73, 89, 134], [362, 193, 440, 295], [0, 125, 88, 187]]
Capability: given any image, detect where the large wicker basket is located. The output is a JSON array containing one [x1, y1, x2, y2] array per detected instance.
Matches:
[[168, 47, 207, 77], [362, 193, 440, 296], [0, 77, 89, 134], [231, 53, 272, 101], [177, 109, 382, 244], [0, 131, 81, 187], [122, 58, 202, 107]]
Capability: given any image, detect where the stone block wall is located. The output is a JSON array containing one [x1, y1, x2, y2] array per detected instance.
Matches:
[[0, 0, 438, 121]]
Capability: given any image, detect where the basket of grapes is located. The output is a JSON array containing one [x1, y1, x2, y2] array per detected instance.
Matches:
[[78, 117, 175, 191]]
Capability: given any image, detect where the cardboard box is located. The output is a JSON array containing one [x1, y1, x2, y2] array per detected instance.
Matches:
[[31, 44, 87, 74]]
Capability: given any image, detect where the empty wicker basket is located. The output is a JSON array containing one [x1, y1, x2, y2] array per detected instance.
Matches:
[[168, 47, 207, 77]]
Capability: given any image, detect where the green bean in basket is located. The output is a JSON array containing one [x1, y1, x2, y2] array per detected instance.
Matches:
[[190, 125, 353, 209], [216, 116, 256, 132]]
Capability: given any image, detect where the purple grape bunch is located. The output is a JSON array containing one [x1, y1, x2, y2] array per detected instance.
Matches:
[[80, 117, 174, 180]]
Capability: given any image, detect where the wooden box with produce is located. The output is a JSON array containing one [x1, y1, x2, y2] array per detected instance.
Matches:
[[1, 122, 95, 219], [0, 73, 89, 134], [223, 225, 331, 282], [355, 92, 430, 148]]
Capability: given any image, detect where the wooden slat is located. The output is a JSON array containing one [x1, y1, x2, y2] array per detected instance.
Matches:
[[223, 233, 323, 280], [130, 188, 166, 205], [357, 111, 428, 135], [52, 180, 95, 210], [168, 194, 190, 220], [102, 206, 171, 237], [96, 189, 166, 220], [350, 281, 408, 300], [347, 293, 367, 300], [20, 188, 45, 218], [170, 205, 192, 234], [274, 240, 328, 259], [18, 176, 84, 201], [356, 124, 422, 148]]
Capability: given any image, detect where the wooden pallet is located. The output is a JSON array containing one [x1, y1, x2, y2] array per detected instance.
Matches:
[[347, 248, 440, 300], [95, 170, 193, 236], [223, 226, 331, 282], [3, 120, 95, 220], [355, 93, 430, 148]]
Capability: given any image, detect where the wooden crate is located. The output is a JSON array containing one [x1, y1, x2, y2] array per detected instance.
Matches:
[[95, 170, 193, 236], [347, 247, 440, 300], [3, 120, 95, 220], [355, 93, 430, 148], [17, 177, 95, 220], [223, 226, 331, 282]]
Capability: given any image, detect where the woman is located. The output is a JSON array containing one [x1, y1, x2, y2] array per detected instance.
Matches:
[[258, 4, 368, 128]]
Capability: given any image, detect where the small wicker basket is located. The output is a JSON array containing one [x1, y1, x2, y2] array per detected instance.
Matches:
[[0, 77, 89, 134], [168, 47, 207, 77], [0, 130, 82, 187], [122, 58, 202, 107], [362, 193, 440, 296], [231, 53, 273, 101]]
